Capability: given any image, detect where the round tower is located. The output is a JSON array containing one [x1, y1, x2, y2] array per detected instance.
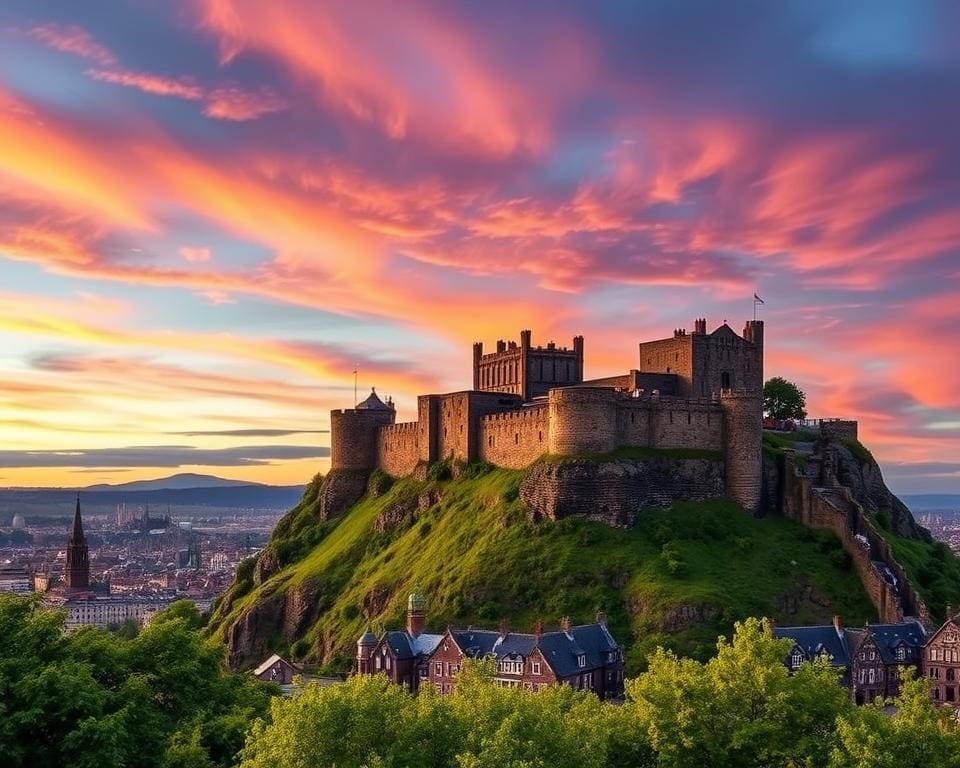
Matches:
[[329, 388, 396, 471], [547, 387, 618, 455], [356, 628, 378, 674], [720, 390, 763, 514]]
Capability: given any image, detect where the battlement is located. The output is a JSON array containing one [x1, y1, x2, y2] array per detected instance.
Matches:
[[331, 317, 764, 513]]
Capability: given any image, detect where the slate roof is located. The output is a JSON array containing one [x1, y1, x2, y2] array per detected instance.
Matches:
[[450, 623, 620, 678], [773, 625, 850, 667], [356, 388, 393, 411], [380, 630, 443, 661], [861, 621, 927, 664]]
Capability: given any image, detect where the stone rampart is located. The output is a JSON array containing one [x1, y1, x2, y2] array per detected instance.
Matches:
[[377, 422, 420, 477], [521, 457, 725, 525], [781, 457, 929, 625], [478, 405, 549, 469]]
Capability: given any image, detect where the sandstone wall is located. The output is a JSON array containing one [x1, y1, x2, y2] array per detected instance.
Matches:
[[721, 391, 763, 514], [478, 405, 549, 468], [377, 421, 420, 477], [330, 409, 394, 470], [547, 387, 618, 454]]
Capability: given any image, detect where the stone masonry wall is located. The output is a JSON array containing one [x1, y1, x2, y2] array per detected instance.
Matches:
[[377, 422, 420, 477], [478, 405, 550, 469], [521, 457, 725, 526], [781, 458, 929, 625]]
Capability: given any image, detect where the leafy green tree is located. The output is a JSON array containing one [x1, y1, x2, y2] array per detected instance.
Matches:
[[0, 593, 273, 768], [830, 670, 960, 767], [763, 377, 807, 421], [626, 617, 850, 768]]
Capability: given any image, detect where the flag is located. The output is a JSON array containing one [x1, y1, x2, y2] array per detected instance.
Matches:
[[754, 293, 765, 304]]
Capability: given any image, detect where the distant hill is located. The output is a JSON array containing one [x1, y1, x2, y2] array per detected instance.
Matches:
[[0, 474, 306, 514], [84, 473, 266, 492]]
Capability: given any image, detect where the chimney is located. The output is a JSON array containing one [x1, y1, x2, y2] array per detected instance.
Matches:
[[832, 615, 842, 635], [560, 615, 571, 633], [595, 610, 607, 627], [406, 591, 426, 638], [498, 618, 509, 639], [533, 618, 544, 639]]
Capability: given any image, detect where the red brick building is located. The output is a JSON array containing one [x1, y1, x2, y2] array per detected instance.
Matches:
[[923, 606, 960, 705], [357, 594, 624, 700]]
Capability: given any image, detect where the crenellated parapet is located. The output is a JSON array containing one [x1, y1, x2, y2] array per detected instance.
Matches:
[[328, 317, 765, 514]]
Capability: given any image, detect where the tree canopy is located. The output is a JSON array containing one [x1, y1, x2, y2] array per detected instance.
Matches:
[[763, 376, 807, 421], [0, 595, 274, 768]]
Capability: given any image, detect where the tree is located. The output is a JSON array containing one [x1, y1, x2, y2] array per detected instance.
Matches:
[[830, 670, 960, 768], [625, 617, 850, 768], [0, 593, 274, 768], [763, 377, 807, 421]]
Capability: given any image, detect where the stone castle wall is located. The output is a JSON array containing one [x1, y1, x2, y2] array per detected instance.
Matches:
[[478, 405, 550, 469], [780, 456, 929, 625], [377, 422, 420, 477]]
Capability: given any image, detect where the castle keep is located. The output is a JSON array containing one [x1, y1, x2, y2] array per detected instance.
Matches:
[[329, 319, 764, 514]]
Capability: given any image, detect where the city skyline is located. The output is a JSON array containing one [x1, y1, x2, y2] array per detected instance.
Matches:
[[1, 1, 958, 493]]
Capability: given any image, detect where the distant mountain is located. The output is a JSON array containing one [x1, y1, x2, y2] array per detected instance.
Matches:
[[84, 473, 265, 492]]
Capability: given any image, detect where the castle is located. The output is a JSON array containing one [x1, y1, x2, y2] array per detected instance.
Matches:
[[329, 319, 764, 513]]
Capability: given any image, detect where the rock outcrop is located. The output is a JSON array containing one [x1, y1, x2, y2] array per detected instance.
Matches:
[[520, 457, 725, 526], [318, 468, 370, 520]]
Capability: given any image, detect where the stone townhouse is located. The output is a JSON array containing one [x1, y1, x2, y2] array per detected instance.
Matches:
[[923, 605, 960, 705], [773, 616, 925, 704]]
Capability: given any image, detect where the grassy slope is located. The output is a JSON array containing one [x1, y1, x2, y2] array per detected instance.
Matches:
[[211, 463, 876, 675]]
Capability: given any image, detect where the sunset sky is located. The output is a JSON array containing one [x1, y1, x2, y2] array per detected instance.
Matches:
[[1, 1, 958, 492]]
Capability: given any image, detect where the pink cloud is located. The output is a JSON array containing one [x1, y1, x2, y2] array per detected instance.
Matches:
[[24, 23, 117, 66], [179, 245, 212, 262], [203, 86, 287, 120], [87, 68, 205, 100]]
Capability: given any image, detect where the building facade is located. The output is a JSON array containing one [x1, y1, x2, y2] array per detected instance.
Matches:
[[331, 319, 764, 513], [775, 617, 926, 705], [923, 607, 960, 705], [356, 594, 624, 700]]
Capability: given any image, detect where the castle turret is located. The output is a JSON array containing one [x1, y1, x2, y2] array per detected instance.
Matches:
[[720, 390, 763, 514], [406, 590, 426, 638], [356, 628, 378, 674], [742, 320, 764, 392], [548, 387, 618, 455], [329, 388, 396, 471], [473, 342, 483, 389]]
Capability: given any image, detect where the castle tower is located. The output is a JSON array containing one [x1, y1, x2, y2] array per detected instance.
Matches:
[[356, 628, 378, 674], [65, 494, 89, 591], [329, 388, 396, 471], [547, 387, 618, 455], [406, 590, 426, 638], [720, 390, 763, 514]]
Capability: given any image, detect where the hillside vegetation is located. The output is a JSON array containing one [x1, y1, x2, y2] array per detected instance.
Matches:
[[211, 459, 876, 675]]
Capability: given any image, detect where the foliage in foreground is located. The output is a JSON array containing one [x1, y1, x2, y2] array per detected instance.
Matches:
[[241, 618, 960, 768], [0, 594, 274, 768]]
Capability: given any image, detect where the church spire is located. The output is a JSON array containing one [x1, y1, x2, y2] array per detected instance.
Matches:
[[65, 494, 89, 591], [71, 493, 85, 542]]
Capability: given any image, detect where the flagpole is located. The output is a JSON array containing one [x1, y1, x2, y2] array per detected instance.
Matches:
[[353, 366, 358, 407]]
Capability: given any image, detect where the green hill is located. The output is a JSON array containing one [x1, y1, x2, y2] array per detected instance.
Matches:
[[210, 459, 878, 675]]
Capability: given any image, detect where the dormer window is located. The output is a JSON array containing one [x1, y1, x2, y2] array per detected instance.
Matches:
[[791, 651, 804, 669], [896, 647, 906, 661], [578, 654, 586, 668]]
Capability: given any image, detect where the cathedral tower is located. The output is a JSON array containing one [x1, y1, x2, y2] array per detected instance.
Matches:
[[65, 494, 90, 591]]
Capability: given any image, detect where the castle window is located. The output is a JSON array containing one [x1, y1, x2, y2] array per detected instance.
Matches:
[[687, 412, 691, 424], [721, 372, 731, 389], [515, 433, 519, 445], [538, 431, 543, 442], [489, 436, 493, 447]]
